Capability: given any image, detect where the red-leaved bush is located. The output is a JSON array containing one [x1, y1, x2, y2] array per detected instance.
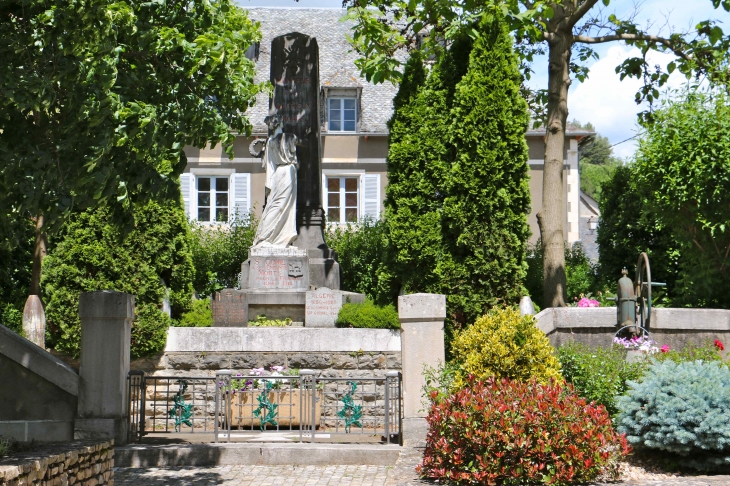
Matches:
[[418, 377, 630, 485]]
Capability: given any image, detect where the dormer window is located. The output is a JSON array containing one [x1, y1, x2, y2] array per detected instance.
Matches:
[[328, 98, 357, 132]]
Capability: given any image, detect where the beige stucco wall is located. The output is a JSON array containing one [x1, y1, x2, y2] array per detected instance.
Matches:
[[184, 133, 580, 243]]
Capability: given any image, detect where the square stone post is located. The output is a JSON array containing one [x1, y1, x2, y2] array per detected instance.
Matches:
[[74, 291, 134, 445], [398, 293, 446, 418]]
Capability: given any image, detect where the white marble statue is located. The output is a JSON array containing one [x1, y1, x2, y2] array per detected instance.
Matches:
[[249, 115, 299, 248]]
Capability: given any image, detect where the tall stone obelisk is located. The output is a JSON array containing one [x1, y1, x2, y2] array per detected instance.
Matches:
[[269, 32, 339, 289]]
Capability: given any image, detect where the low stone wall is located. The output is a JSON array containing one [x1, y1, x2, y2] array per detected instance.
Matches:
[[0, 441, 113, 486], [537, 307, 730, 350], [131, 351, 402, 377]]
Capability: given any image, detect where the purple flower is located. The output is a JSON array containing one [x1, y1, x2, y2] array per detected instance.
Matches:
[[271, 365, 286, 373], [250, 367, 265, 376]]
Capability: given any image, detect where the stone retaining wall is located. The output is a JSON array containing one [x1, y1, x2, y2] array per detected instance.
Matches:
[[131, 351, 402, 377], [537, 307, 730, 350], [0, 441, 113, 486]]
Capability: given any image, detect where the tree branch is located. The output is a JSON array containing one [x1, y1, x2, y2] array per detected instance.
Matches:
[[574, 33, 692, 62], [569, 0, 600, 27]]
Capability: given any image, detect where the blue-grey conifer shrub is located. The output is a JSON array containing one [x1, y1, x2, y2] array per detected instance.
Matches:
[[616, 360, 730, 471]]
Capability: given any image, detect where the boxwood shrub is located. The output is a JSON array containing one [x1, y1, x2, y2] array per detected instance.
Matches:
[[335, 299, 400, 330], [419, 376, 630, 485]]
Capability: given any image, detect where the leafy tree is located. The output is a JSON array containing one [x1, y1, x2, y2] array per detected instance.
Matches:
[[384, 19, 531, 328], [596, 164, 679, 300], [41, 196, 194, 358], [0, 0, 264, 292], [344, 0, 730, 307], [0, 216, 34, 333], [572, 120, 622, 201], [633, 90, 730, 307]]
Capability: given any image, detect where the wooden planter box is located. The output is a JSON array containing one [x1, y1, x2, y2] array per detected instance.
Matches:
[[229, 389, 323, 428]]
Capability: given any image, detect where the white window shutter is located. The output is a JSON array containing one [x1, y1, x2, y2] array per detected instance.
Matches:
[[362, 173, 380, 221], [232, 173, 251, 223], [180, 173, 192, 220]]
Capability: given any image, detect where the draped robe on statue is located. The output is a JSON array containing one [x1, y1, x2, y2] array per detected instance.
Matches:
[[253, 132, 299, 247]]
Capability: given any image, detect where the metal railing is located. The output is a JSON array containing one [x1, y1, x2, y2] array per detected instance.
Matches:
[[127, 369, 402, 445]]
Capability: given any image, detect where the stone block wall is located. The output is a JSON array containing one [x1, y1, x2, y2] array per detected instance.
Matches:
[[131, 351, 402, 377], [0, 441, 113, 486]]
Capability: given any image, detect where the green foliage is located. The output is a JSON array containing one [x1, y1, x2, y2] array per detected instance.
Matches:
[[634, 91, 730, 308], [419, 377, 629, 485], [335, 300, 400, 330], [248, 315, 293, 327], [616, 360, 730, 471], [325, 218, 397, 306], [450, 307, 562, 388], [525, 240, 602, 308], [0, 304, 23, 336], [596, 164, 679, 299], [189, 211, 257, 297], [178, 299, 213, 328], [42, 196, 194, 358], [0, 0, 265, 232], [386, 19, 530, 329], [131, 304, 171, 360], [558, 342, 646, 417], [0, 216, 34, 334], [571, 120, 622, 202]]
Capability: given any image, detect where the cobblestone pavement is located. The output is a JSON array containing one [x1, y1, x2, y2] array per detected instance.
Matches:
[[113, 465, 390, 485], [112, 419, 730, 486]]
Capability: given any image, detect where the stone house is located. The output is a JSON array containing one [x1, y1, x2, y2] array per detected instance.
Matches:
[[182, 7, 592, 245]]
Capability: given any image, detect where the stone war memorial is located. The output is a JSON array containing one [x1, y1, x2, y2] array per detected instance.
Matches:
[[212, 32, 364, 328]]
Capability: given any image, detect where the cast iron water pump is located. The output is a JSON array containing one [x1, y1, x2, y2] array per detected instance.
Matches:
[[614, 252, 665, 333]]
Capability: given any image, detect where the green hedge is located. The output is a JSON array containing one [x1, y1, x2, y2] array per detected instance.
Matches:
[[42, 197, 194, 358], [335, 300, 400, 330]]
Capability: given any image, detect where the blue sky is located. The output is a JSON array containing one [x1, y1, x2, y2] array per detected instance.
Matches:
[[238, 0, 730, 158]]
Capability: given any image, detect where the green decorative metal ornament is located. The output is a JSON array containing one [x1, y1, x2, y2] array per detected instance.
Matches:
[[253, 380, 279, 430], [168, 379, 193, 432], [338, 381, 363, 433]]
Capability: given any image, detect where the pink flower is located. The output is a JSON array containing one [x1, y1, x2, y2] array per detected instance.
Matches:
[[578, 298, 600, 308], [715, 340, 725, 351], [661, 345, 670, 353]]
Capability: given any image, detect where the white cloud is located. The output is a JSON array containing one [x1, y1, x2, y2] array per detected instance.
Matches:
[[568, 45, 686, 159]]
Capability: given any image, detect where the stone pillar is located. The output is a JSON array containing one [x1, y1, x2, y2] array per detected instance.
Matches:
[[74, 291, 134, 445], [398, 293, 446, 418], [22, 295, 46, 348]]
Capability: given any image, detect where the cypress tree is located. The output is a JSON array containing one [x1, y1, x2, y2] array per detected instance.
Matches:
[[441, 18, 531, 324], [384, 20, 530, 328], [385, 38, 472, 297]]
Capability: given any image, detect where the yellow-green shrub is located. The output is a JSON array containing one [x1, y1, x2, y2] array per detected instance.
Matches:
[[451, 307, 562, 388]]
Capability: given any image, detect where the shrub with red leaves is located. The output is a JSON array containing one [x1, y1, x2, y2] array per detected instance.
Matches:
[[418, 377, 630, 485]]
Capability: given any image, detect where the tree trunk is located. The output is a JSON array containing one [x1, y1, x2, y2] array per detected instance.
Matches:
[[537, 26, 572, 307], [30, 214, 47, 296]]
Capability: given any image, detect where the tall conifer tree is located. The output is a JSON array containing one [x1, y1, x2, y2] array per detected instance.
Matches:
[[385, 20, 530, 327], [442, 18, 531, 322]]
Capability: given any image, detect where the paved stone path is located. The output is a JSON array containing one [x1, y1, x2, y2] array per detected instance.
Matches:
[[113, 419, 730, 485], [114, 465, 390, 485]]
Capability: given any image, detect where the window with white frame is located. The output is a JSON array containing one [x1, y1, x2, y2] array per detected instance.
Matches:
[[327, 98, 357, 132], [323, 173, 380, 224], [197, 176, 229, 222], [327, 176, 359, 223], [179, 172, 251, 224]]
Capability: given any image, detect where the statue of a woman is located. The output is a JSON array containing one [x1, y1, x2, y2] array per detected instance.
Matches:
[[249, 115, 299, 248]]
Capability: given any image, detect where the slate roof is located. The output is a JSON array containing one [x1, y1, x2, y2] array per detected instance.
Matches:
[[244, 8, 398, 135]]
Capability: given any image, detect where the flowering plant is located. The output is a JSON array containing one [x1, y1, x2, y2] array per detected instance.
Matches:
[[221, 366, 300, 394], [714, 339, 725, 351], [613, 335, 658, 354], [661, 345, 670, 353], [578, 297, 600, 307]]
